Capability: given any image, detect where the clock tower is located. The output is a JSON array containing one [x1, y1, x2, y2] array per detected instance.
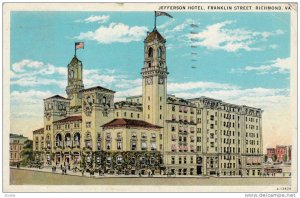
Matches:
[[66, 56, 84, 108], [141, 29, 168, 127]]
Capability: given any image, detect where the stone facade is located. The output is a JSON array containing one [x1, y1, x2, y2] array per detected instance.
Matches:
[[33, 27, 263, 176]]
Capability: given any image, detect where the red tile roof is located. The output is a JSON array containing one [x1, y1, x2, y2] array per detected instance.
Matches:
[[102, 118, 162, 129], [53, 116, 82, 124]]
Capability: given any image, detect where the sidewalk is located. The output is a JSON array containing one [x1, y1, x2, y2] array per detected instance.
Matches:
[[11, 166, 210, 179]]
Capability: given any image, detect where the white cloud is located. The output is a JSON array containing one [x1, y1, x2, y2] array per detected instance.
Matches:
[[115, 78, 141, 89], [11, 59, 67, 88], [231, 57, 291, 74], [76, 23, 148, 44], [75, 15, 110, 24], [168, 81, 239, 92], [157, 19, 175, 30], [84, 15, 109, 23], [12, 59, 44, 72], [189, 20, 284, 52], [115, 86, 142, 101]]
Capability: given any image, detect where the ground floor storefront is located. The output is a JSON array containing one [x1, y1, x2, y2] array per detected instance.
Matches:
[[35, 150, 165, 175]]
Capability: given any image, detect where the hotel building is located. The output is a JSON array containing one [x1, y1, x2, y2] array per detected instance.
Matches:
[[33, 26, 263, 176]]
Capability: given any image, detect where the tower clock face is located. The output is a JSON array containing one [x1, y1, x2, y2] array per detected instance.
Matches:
[[146, 77, 153, 85]]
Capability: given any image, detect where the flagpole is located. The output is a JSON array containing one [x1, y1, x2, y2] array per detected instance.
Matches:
[[154, 11, 156, 30], [74, 43, 76, 57]]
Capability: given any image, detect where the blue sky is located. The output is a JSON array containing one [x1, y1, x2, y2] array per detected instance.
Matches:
[[10, 11, 292, 149]]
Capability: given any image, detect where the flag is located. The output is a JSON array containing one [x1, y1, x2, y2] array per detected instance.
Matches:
[[155, 11, 173, 18], [75, 42, 84, 49]]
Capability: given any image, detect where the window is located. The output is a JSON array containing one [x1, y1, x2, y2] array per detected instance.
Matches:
[[148, 47, 153, 57], [184, 156, 187, 164], [171, 156, 175, 164], [137, 114, 140, 118], [210, 115, 214, 121], [124, 112, 127, 117], [141, 142, 147, 150], [86, 122, 91, 128], [179, 157, 182, 164], [151, 142, 156, 150], [189, 168, 194, 175], [160, 114, 162, 119], [158, 47, 163, 58], [172, 105, 175, 111], [171, 126, 175, 132], [102, 96, 106, 104], [116, 156, 123, 165], [106, 141, 111, 150], [131, 113, 133, 118], [160, 134, 163, 140], [190, 156, 194, 164], [131, 142, 136, 151], [116, 112, 119, 117], [117, 141, 122, 150]]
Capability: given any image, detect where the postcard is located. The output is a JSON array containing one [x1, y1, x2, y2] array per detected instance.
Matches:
[[2, 2, 298, 193]]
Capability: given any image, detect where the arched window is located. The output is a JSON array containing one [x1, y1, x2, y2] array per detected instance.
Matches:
[[158, 47, 163, 58], [65, 133, 71, 147], [56, 134, 62, 147], [69, 70, 75, 78], [102, 96, 106, 104], [74, 133, 80, 147], [148, 47, 153, 58]]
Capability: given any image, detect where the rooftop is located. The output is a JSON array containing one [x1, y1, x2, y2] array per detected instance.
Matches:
[[32, 128, 44, 133], [44, 95, 68, 100], [102, 118, 161, 129], [145, 29, 165, 43], [53, 116, 82, 124], [82, 86, 115, 93], [69, 56, 81, 65]]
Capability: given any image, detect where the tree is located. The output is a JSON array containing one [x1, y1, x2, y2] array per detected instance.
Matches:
[[272, 154, 277, 162], [264, 155, 268, 163], [283, 154, 288, 162], [21, 139, 33, 166]]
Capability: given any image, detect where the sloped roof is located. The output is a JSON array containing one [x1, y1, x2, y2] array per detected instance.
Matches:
[[102, 118, 161, 129], [53, 116, 82, 124], [145, 29, 165, 43]]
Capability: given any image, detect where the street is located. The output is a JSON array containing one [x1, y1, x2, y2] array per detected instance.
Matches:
[[10, 168, 291, 186]]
